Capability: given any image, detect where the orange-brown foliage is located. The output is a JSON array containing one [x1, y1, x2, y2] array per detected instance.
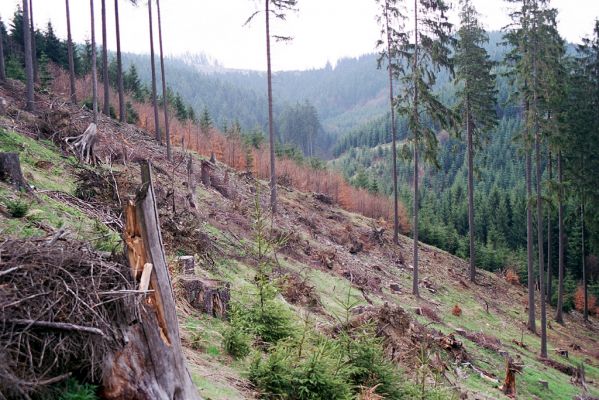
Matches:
[[505, 268, 520, 285], [452, 304, 462, 317], [574, 286, 597, 315], [52, 68, 411, 230]]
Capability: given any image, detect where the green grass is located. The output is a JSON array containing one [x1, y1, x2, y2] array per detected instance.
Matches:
[[192, 373, 246, 400]]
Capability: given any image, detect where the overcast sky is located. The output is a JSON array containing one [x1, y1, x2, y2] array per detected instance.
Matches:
[[1, 0, 598, 71]]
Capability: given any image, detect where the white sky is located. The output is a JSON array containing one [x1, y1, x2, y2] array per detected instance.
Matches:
[[1, 0, 598, 71]]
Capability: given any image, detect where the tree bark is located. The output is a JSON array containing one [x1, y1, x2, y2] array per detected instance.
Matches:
[[547, 152, 552, 302], [581, 202, 587, 321], [114, 0, 125, 122], [101, 0, 109, 116], [104, 160, 200, 399], [535, 130, 547, 358], [467, 99, 476, 283], [90, 0, 98, 124], [526, 145, 535, 333], [156, 0, 171, 161], [555, 151, 565, 324], [384, 4, 399, 245], [22, 0, 34, 112], [0, 153, 30, 192], [0, 17, 6, 82], [29, 0, 38, 84], [148, 0, 161, 143], [265, 0, 277, 213], [412, 0, 419, 297], [65, 0, 77, 102]]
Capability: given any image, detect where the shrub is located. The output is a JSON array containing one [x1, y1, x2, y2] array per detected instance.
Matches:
[[59, 379, 98, 400], [6, 199, 29, 218], [232, 299, 295, 345], [223, 326, 251, 359], [126, 101, 139, 124]]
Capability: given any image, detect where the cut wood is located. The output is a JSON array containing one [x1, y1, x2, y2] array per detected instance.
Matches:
[[0, 152, 30, 192], [178, 255, 195, 275], [179, 275, 230, 319], [103, 160, 200, 400], [65, 122, 98, 164]]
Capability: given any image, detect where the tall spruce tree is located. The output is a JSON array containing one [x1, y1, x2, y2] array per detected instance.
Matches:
[[155, 0, 171, 161], [148, 0, 161, 143], [376, 0, 405, 245], [101, 0, 109, 115], [246, 0, 298, 212], [22, 0, 34, 111], [65, 0, 76, 102], [90, 0, 98, 124], [28, 0, 37, 83], [454, 0, 497, 283], [114, 0, 125, 121], [393, 0, 454, 296], [0, 17, 6, 82]]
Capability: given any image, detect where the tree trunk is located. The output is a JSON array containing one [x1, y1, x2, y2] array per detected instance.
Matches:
[[22, 0, 34, 112], [555, 151, 565, 324], [535, 130, 547, 358], [547, 152, 552, 303], [90, 0, 98, 124], [412, 0, 419, 298], [104, 160, 200, 399], [467, 100, 476, 283], [179, 276, 230, 320], [581, 202, 587, 321], [0, 19, 6, 82], [65, 0, 77, 102], [29, 0, 38, 84], [101, 0, 109, 116], [156, 0, 171, 161], [384, 6, 399, 245], [148, 0, 161, 143], [114, 0, 125, 122], [526, 145, 535, 333], [265, 0, 277, 213], [501, 356, 522, 397], [0, 153, 30, 192]]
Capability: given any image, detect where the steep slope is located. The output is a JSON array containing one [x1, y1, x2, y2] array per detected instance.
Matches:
[[1, 81, 598, 400]]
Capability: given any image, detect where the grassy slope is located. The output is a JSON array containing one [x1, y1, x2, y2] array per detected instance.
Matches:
[[0, 87, 597, 400]]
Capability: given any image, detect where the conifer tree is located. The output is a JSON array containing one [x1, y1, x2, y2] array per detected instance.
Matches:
[[101, 0, 109, 115], [147, 0, 161, 143], [376, 0, 405, 245], [90, 0, 98, 124], [114, 0, 125, 121], [454, 0, 497, 283], [22, 0, 34, 111], [65, 0, 76, 102], [156, 0, 171, 161], [393, 0, 454, 296], [0, 17, 6, 82], [28, 0, 37, 83]]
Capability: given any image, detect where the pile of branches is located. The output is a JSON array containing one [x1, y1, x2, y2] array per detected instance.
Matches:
[[0, 237, 136, 398]]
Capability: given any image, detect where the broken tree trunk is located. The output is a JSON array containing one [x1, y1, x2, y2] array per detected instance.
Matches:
[[103, 160, 200, 400], [0, 152, 30, 192], [65, 123, 98, 164], [501, 356, 523, 398], [179, 276, 230, 320], [200, 160, 213, 187]]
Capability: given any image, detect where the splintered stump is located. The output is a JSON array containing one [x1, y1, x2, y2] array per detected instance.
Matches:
[[0, 152, 30, 192], [501, 356, 523, 398], [103, 160, 200, 400], [180, 276, 230, 319]]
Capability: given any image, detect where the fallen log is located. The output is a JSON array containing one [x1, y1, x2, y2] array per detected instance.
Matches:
[[103, 160, 200, 400]]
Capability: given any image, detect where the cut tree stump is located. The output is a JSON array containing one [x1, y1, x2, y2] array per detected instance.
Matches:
[[178, 256, 195, 275], [65, 123, 97, 164], [179, 276, 230, 319], [0, 152, 30, 192], [103, 160, 200, 400], [200, 160, 213, 187]]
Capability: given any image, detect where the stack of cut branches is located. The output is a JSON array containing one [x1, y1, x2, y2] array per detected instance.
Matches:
[[0, 237, 136, 399]]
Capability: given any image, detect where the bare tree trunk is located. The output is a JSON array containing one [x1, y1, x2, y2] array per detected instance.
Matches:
[[29, 0, 38, 84], [555, 151, 565, 324], [114, 0, 125, 122], [101, 0, 109, 116], [581, 201, 588, 321], [0, 18, 6, 81], [22, 0, 34, 112], [535, 130, 547, 358], [90, 0, 98, 124], [156, 0, 171, 161], [148, 0, 161, 143], [547, 152, 552, 302], [65, 0, 77, 102], [412, 0, 419, 298], [526, 146, 535, 333], [266, 0, 277, 213], [0, 153, 31, 192], [467, 99, 476, 283], [384, 6, 399, 245]]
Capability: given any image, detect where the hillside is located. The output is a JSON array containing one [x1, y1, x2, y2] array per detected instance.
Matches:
[[1, 79, 598, 399]]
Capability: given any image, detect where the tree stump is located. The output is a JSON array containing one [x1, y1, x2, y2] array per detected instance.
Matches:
[[501, 356, 523, 398], [539, 380, 549, 390], [178, 256, 195, 275], [0, 97, 7, 115], [65, 123, 98, 164], [179, 276, 230, 319], [104, 160, 200, 400], [0, 152, 30, 192], [200, 160, 214, 187]]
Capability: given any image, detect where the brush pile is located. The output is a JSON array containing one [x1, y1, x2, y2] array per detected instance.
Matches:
[[0, 237, 136, 398]]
